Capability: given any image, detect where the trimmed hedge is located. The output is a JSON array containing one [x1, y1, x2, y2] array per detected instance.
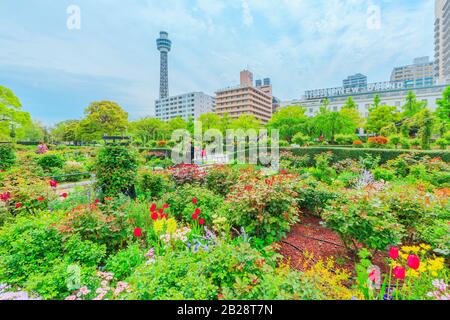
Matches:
[[284, 147, 450, 164], [0, 143, 16, 170]]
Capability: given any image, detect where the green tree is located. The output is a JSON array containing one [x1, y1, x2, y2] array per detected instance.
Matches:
[[343, 96, 357, 109], [414, 109, 434, 150], [51, 120, 80, 143], [76, 101, 128, 142], [372, 94, 381, 111], [436, 86, 450, 124], [403, 91, 426, 117], [130, 117, 165, 145], [0, 85, 32, 141], [22, 121, 46, 142], [229, 114, 261, 131], [365, 105, 402, 134], [310, 106, 356, 142], [198, 113, 221, 131], [267, 106, 308, 142]]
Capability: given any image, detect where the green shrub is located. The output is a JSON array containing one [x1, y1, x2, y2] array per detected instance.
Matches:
[[292, 133, 310, 146], [334, 134, 358, 145], [124, 241, 320, 300], [0, 144, 16, 170], [138, 171, 175, 199], [435, 138, 448, 150], [219, 175, 299, 246], [205, 165, 239, 197], [322, 191, 405, 251], [63, 234, 107, 267], [285, 147, 450, 164], [294, 179, 338, 215], [0, 214, 63, 286], [37, 154, 65, 171], [105, 244, 144, 280], [336, 171, 360, 188], [372, 168, 396, 181], [94, 145, 139, 197], [161, 185, 223, 225]]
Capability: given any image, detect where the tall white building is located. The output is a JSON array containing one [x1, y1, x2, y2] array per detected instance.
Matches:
[[155, 92, 215, 121], [435, 0, 450, 84]]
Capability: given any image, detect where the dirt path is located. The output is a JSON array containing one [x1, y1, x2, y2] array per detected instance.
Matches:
[[279, 216, 388, 273]]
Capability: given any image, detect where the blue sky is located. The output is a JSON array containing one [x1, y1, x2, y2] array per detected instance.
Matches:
[[0, 0, 435, 125]]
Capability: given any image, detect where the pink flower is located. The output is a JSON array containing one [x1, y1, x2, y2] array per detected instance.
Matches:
[[389, 247, 399, 260], [0, 192, 11, 202], [393, 266, 406, 280], [407, 255, 420, 270], [49, 180, 57, 188]]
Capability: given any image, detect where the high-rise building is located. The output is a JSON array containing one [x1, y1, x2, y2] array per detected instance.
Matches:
[[435, 0, 450, 84], [155, 92, 215, 121], [215, 70, 273, 123], [156, 31, 172, 99], [343, 74, 367, 89], [391, 56, 435, 87]]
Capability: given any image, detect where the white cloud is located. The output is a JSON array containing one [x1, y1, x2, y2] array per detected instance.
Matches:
[[242, 0, 253, 27]]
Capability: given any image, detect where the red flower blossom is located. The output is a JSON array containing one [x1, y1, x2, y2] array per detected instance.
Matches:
[[0, 192, 11, 202], [389, 247, 399, 260], [158, 208, 164, 215], [393, 266, 406, 280], [252, 278, 258, 285], [37, 196, 45, 202], [244, 185, 252, 191], [217, 293, 223, 299], [198, 218, 205, 225], [407, 255, 420, 270], [15, 202, 22, 209], [95, 199, 100, 204], [280, 169, 288, 175], [192, 213, 199, 220], [151, 212, 159, 221], [49, 180, 57, 188], [163, 203, 169, 209], [192, 198, 198, 205], [150, 203, 157, 212], [61, 192, 68, 199], [133, 228, 142, 237]]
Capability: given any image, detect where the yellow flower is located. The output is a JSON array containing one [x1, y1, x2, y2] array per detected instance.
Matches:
[[166, 218, 177, 234], [153, 219, 165, 234], [427, 257, 445, 273], [419, 244, 431, 251], [406, 269, 419, 278]]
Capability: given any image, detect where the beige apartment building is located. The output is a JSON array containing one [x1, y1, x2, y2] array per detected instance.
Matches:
[[435, 0, 450, 84], [215, 70, 273, 123], [390, 57, 435, 87]]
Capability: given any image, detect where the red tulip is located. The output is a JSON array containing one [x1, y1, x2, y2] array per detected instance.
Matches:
[[133, 228, 142, 237], [192, 198, 198, 205], [61, 192, 68, 199], [194, 208, 201, 215], [150, 203, 157, 212], [15, 202, 22, 209], [192, 213, 199, 220], [151, 212, 159, 221], [393, 266, 406, 280], [95, 198, 100, 204], [163, 203, 169, 209], [37, 196, 45, 202], [407, 255, 420, 270], [199, 218, 205, 225], [389, 247, 399, 260], [49, 180, 57, 188], [158, 208, 164, 214]]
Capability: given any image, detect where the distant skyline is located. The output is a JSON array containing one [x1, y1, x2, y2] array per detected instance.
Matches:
[[0, 0, 435, 125]]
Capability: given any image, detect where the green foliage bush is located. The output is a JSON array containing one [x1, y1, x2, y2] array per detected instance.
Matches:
[[105, 244, 144, 280], [124, 241, 321, 300], [0, 144, 16, 170], [205, 165, 239, 197], [286, 147, 450, 164], [294, 179, 338, 215], [372, 168, 396, 181], [219, 175, 299, 246], [334, 134, 358, 145], [161, 185, 223, 224], [94, 145, 139, 197], [138, 171, 175, 199], [292, 132, 310, 146], [37, 154, 65, 171]]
